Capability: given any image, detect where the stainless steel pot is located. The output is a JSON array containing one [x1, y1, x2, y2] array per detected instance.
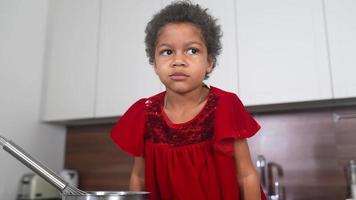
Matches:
[[0, 135, 149, 200], [63, 191, 149, 200]]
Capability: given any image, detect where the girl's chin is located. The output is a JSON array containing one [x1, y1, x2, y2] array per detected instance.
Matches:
[[164, 83, 203, 94]]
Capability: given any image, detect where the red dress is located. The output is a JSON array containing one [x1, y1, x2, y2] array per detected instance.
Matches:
[[111, 86, 267, 200]]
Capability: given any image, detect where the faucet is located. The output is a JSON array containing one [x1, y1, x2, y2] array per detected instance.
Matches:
[[268, 162, 284, 200], [256, 155, 285, 200], [256, 155, 268, 194], [345, 160, 356, 199]]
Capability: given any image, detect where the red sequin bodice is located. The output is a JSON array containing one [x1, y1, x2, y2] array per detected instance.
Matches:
[[144, 92, 218, 146]]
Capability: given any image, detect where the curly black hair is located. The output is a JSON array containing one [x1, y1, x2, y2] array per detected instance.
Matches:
[[144, 0, 222, 78]]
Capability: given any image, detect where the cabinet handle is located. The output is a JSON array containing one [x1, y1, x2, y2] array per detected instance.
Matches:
[[333, 113, 356, 122]]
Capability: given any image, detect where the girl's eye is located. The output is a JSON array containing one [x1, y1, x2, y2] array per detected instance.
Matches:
[[187, 48, 198, 55], [161, 49, 173, 56]]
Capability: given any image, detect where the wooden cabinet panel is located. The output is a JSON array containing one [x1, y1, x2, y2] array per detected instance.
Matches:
[[65, 124, 133, 190]]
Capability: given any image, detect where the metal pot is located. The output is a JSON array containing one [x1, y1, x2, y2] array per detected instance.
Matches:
[[63, 191, 149, 200], [0, 135, 149, 200]]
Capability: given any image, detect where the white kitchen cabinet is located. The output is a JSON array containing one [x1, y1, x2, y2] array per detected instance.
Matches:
[[161, 0, 239, 94], [43, 0, 163, 121], [42, 0, 100, 121], [324, 0, 356, 99], [95, 0, 162, 117], [236, 0, 333, 106], [42, 1, 356, 122]]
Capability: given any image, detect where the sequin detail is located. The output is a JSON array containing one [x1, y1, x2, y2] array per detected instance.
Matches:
[[144, 93, 218, 146]]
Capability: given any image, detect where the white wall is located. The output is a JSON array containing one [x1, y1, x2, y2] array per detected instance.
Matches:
[[0, 1, 66, 199]]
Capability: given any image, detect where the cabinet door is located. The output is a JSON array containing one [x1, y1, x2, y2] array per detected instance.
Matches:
[[96, 0, 162, 117], [42, 0, 100, 121], [161, 0, 239, 94], [324, 0, 356, 98], [236, 0, 333, 105]]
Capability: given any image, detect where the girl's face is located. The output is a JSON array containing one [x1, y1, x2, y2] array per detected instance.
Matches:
[[154, 23, 213, 94]]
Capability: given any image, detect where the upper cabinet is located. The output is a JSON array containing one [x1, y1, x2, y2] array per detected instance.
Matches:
[[95, 0, 162, 117], [235, 0, 333, 106], [42, 0, 100, 121], [42, 1, 356, 122], [43, 0, 162, 121], [324, 0, 356, 99]]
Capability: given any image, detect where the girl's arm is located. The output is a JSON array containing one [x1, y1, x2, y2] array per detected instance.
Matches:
[[234, 139, 261, 200], [129, 157, 145, 191]]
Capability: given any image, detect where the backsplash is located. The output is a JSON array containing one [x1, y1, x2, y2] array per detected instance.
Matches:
[[64, 124, 132, 191], [249, 107, 356, 199], [65, 107, 356, 200]]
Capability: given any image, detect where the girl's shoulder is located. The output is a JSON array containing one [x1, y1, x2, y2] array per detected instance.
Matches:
[[209, 86, 241, 102], [110, 91, 166, 157], [210, 86, 237, 96], [128, 91, 165, 111], [211, 86, 260, 155], [146, 91, 165, 102]]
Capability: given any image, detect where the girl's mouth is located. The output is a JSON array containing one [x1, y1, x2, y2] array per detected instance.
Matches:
[[169, 72, 189, 81]]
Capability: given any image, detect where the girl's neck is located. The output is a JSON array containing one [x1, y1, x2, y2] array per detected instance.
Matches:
[[164, 84, 209, 110]]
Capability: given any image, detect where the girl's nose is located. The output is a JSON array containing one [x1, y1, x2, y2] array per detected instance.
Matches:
[[171, 52, 187, 67]]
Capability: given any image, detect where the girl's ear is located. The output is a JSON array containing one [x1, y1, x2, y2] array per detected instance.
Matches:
[[153, 63, 159, 75], [207, 57, 214, 73]]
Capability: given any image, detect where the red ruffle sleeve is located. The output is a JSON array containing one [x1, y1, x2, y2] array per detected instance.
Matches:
[[213, 91, 261, 155], [111, 98, 147, 157]]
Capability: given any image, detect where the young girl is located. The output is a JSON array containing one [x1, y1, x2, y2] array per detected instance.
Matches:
[[111, 1, 267, 200]]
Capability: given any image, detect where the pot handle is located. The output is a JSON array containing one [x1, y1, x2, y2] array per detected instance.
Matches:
[[0, 135, 67, 191], [0, 135, 7, 147]]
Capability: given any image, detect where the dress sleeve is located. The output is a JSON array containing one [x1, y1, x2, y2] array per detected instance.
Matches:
[[213, 93, 261, 155], [111, 98, 147, 157]]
